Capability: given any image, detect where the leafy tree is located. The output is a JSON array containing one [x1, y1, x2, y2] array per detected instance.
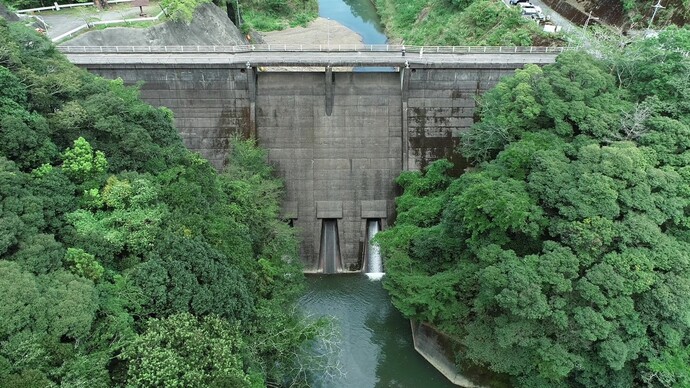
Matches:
[[0, 19, 326, 386], [130, 235, 254, 321], [374, 0, 556, 46], [64, 247, 105, 282], [66, 173, 167, 269], [461, 52, 630, 162], [28, 165, 78, 233], [380, 46, 690, 387], [62, 137, 108, 183], [10, 233, 64, 274], [161, 0, 212, 23], [0, 261, 101, 383], [0, 157, 46, 256], [121, 313, 254, 387]]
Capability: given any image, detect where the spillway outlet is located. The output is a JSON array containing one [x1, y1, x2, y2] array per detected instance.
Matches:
[[364, 219, 385, 280], [319, 219, 342, 274]]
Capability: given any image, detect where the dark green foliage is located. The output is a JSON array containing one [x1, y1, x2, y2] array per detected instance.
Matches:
[[0, 19, 322, 386], [375, 0, 560, 46], [132, 235, 254, 321], [380, 29, 690, 387], [462, 52, 630, 162]]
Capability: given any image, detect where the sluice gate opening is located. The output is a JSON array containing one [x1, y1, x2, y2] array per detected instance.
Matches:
[[319, 219, 343, 274]]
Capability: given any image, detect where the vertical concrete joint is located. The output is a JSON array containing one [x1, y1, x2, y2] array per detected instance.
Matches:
[[325, 66, 334, 116], [401, 67, 411, 171], [247, 65, 257, 139]]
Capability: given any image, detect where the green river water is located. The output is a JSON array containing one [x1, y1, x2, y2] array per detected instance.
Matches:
[[300, 275, 457, 387]]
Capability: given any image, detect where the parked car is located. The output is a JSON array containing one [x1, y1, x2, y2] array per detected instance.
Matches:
[[521, 4, 543, 16], [522, 7, 546, 21], [509, 0, 529, 4]]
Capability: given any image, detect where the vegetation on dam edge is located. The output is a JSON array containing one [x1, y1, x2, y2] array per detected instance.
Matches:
[[378, 26, 690, 387]]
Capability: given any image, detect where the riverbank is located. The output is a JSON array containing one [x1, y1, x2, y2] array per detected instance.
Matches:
[[260, 17, 363, 45]]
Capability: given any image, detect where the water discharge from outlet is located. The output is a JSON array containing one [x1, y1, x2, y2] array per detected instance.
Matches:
[[319, 219, 342, 274], [365, 219, 385, 280]]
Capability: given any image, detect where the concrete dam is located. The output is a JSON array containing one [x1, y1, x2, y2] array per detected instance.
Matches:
[[63, 45, 562, 272]]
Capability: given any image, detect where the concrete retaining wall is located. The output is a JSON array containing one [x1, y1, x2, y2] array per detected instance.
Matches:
[[90, 65, 252, 168], [410, 321, 483, 387], [80, 63, 533, 270], [257, 72, 401, 270], [406, 68, 515, 172]]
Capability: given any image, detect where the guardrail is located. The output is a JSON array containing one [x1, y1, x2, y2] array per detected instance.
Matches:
[[58, 45, 570, 54], [16, 0, 132, 13]]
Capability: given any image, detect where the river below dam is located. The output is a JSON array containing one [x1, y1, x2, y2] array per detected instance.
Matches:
[[298, 1, 458, 387], [300, 275, 457, 387]]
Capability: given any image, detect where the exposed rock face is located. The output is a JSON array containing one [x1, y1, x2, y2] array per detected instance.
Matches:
[[63, 3, 247, 46], [0, 3, 20, 22]]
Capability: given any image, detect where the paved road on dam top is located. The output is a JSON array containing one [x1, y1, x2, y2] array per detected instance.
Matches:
[[61, 45, 566, 68]]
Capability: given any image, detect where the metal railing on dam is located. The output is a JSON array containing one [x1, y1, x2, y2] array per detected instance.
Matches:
[[58, 44, 570, 54]]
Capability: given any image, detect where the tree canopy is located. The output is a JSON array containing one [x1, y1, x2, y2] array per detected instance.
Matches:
[[0, 19, 330, 387], [379, 27, 690, 387], [375, 0, 561, 46]]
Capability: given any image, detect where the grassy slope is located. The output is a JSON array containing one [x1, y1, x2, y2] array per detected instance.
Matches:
[[376, 0, 563, 46], [239, 0, 319, 32]]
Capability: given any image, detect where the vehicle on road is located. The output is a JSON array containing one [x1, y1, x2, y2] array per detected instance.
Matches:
[[520, 4, 546, 20], [509, 0, 529, 4]]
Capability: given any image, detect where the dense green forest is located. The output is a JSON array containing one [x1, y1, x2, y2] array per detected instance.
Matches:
[[379, 26, 690, 387], [375, 0, 561, 46], [0, 19, 332, 387]]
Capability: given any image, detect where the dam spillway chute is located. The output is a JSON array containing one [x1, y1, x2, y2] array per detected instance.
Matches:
[[319, 219, 343, 274], [364, 219, 385, 281]]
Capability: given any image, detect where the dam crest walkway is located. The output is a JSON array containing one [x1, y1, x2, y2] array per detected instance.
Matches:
[[59, 44, 568, 68]]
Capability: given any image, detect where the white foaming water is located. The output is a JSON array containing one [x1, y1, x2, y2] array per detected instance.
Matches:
[[365, 272, 385, 281], [365, 220, 385, 281]]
